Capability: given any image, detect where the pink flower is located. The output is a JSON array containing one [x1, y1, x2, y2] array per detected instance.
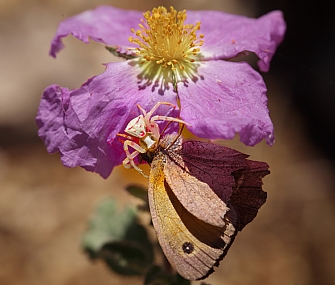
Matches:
[[36, 6, 285, 178]]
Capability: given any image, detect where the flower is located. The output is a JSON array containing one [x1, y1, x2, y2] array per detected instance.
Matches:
[[36, 6, 285, 178]]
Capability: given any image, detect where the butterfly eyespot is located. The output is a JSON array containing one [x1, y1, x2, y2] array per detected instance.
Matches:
[[182, 242, 194, 254]]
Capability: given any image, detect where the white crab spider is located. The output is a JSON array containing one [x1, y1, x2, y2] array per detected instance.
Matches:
[[120, 101, 189, 177]]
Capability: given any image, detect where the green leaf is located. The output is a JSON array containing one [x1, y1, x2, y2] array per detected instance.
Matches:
[[82, 198, 135, 251], [126, 184, 148, 202], [82, 198, 153, 276]]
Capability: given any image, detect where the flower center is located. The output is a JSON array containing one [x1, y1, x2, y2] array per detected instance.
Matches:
[[128, 6, 204, 71]]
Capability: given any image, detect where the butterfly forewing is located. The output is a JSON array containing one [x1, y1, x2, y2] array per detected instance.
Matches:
[[162, 136, 248, 227], [230, 160, 269, 230]]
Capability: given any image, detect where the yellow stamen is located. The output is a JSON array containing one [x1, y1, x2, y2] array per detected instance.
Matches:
[[128, 6, 204, 72]]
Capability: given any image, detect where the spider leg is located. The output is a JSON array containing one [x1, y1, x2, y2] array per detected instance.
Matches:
[[149, 115, 188, 138], [123, 140, 148, 177], [146, 101, 176, 118], [123, 151, 139, 168], [117, 133, 134, 140], [150, 115, 191, 126], [142, 102, 177, 137], [136, 104, 147, 117]]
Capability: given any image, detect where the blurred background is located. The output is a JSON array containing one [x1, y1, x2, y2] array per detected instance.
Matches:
[[2, 1, 335, 285]]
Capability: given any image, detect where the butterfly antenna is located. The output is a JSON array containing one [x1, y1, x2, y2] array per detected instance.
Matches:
[[158, 120, 173, 146], [178, 123, 185, 137], [166, 123, 184, 151]]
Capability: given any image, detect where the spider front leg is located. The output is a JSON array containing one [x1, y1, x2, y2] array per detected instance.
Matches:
[[137, 101, 175, 119], [137, 102, 176, 137], [145, 101, 176, 118], [122, 140, 148, 177], [151, 115, 190, 126]]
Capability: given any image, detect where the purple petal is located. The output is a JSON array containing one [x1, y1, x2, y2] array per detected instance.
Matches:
[[36, 61, 178, 178], [187, 10, 286, 72], [36, 84, 71, 153], [50, 6, 143, 57], [178, 60, 274, 146]]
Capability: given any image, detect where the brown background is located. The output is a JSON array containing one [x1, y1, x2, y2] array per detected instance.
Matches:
[[2, 1, 335, 285]]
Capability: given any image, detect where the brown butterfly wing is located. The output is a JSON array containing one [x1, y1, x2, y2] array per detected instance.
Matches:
[[147, 135, 269, 279], [148, 154, 237, 280], [230, 160, 269, 231], [166, 139, 269, 232], [162, 138, 250, 227]]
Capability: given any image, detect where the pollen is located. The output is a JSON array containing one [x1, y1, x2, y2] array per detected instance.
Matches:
[[128, 6, 204, 71]]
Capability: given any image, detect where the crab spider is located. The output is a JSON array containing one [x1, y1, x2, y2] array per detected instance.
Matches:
[[120, 101, 189, 177]]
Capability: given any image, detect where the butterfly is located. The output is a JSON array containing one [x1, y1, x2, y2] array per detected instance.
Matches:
[[119, 102, 269, 280]]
